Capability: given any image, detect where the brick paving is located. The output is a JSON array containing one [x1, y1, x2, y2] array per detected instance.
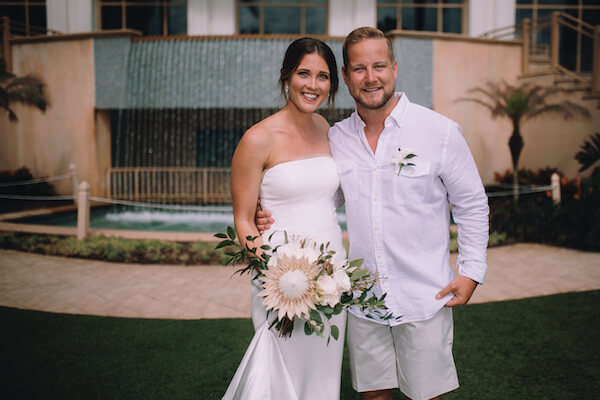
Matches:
[[0, 243, 599, 319]]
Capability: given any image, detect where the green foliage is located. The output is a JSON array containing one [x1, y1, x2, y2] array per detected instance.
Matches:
[[575, 132, 600, 173], [0, 65, 49, 122], [489, 168, 600, 251], [0, 232, 230, 265]]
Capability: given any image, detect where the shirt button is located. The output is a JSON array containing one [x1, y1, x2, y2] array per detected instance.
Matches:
[[374, 226, 379, 231], [373, 196, 378, 201], [373, 167, 378, 172]]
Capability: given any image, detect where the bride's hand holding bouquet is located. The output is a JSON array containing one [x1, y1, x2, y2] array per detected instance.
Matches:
[[216, 227, 394, 343]]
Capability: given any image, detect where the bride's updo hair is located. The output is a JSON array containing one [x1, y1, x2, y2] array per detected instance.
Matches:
[[279, 37, 339, 109]]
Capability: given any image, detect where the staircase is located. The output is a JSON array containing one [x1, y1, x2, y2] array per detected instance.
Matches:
[[480, 12, 599, 107]]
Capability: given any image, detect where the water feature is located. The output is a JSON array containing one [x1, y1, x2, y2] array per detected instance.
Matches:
[[11, 205, 348, 233]]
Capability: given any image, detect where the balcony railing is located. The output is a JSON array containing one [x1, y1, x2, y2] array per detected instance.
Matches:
[[479, 12, 600, 94], [106, 167, 232, 204]]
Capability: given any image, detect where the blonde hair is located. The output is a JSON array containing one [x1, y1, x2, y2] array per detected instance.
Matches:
[[342, 27, 395, 68]]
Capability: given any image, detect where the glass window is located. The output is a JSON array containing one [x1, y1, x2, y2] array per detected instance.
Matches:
[[305, 6, 325, 35], [377, 7, 397, 32], [515, 1, 600, 73], [239, 5, 259, 34], [264, 6, 300, 34], [0, 1, 47, 36], [377, 0, 465, 34], [126, 5, 163, 35], [98, 1, 187, 36], [237, 0, 327, 35], [442, 7, 461, 33]]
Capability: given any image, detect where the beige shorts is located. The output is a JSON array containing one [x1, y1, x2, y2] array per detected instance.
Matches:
[[347, 308, 459, 400]]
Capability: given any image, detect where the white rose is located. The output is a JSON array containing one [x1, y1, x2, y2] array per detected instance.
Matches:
[[333, 269, 351, 293], [317, 275, 337, 295], [317, 275, 340, 307], [392, 147, 414, 163], [276, 241, 302, 259]]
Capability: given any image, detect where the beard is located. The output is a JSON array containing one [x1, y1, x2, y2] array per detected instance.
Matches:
[[353, 86, 395, 110]]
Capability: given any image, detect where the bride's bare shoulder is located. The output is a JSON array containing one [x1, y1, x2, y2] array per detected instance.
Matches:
[[239, 116, 278, 149], [312, 113, 331, 135]]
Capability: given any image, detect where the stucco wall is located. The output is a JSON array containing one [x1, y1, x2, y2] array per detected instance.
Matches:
[[514, 74, 599, 179], [432, 39, 522, 184], [0, 38, 109, 196], [433, 38, 598, 183]]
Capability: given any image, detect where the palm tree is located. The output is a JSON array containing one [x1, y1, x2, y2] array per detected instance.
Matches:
[[0, 60, 49, 121], [458, 81, 590, 200], [575, 132, 600, 173]]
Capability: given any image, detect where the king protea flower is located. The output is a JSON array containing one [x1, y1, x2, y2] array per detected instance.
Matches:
[[258, 254, 320, 321]]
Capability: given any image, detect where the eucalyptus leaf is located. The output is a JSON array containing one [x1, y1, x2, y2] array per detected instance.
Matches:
[[330, 325, 339, 341], [227, 226, 236, 240]]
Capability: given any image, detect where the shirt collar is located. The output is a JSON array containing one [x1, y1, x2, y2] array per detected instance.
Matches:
[[352, 92, 410, 134]]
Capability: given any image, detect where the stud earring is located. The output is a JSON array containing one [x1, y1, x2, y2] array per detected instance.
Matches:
[[284, 85, 289, 96]]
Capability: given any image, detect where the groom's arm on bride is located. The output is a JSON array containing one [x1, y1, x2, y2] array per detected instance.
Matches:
[[231, 125, 273, 252], [255, 199, 273, 235]]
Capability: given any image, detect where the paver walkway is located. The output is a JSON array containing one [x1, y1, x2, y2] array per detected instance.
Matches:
[[1, 243, 599, 319]]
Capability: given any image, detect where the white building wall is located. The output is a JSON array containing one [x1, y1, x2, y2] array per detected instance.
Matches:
[[468, 0, 517, 37], [44, 0, 518, 38], [328, 0, 376, 37], [188, 0, 235, 35], [46, 0, 94, 34]]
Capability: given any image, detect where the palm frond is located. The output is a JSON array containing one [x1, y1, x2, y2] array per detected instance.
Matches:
[[525, 101, 590, 121], [575, 132, 600, 173], [0, 74, 50, 117]]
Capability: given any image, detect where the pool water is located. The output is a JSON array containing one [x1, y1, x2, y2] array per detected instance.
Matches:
[[12, 205, 348, 233]]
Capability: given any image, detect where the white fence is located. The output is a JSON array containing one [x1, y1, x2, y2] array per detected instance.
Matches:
[[106, 167, 231, 204]]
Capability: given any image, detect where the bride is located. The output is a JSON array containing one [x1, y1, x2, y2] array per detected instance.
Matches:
[[223, 38, 345, 399]]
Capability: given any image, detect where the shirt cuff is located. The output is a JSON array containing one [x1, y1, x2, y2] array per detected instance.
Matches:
[[458, 261, 487, 285]]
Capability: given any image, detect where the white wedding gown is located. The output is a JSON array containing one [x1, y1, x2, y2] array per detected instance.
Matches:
[[223, 155, 347, 400]]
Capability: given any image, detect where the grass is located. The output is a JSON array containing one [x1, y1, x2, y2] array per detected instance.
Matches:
[[2, 291, 599, 400]]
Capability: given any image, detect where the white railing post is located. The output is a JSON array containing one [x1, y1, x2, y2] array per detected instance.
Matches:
[[77, 181, 90, 240], [551, 173, 561, 205], [70, 163, 79, 205]]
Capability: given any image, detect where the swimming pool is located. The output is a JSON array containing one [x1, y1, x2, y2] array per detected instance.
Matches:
[[11, 205, 348, 233]]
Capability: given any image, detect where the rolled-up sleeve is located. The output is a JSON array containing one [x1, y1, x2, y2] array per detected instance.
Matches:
[[440, 122, 490, 284]]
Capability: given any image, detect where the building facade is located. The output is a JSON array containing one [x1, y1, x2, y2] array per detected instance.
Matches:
[[1, 0, 598, 199]]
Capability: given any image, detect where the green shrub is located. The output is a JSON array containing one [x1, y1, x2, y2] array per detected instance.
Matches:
[[0, 232, 231, 266], [489, 167, 600, 251]]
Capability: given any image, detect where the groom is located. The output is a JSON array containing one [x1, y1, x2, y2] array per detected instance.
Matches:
[[258, 27, 489, 400]]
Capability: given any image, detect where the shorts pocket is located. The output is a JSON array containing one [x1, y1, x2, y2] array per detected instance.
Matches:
[[392, 162, 431, 205], [336, 159, 358, 202]]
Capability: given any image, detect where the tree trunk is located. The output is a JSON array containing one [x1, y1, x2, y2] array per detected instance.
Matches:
[[509, 122, 524, 201]]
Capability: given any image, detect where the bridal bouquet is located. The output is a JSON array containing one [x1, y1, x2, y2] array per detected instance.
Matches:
[[216, 227, 393, 342]]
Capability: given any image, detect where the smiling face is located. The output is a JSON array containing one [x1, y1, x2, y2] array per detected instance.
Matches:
[[285, 52, 331, 114], [342, 38, 398, 112]]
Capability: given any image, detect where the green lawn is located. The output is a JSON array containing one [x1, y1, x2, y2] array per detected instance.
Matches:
[[2, 291, 599, 399]]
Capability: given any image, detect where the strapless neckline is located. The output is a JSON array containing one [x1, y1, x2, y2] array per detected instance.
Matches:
[[263, 155, 333, 177]]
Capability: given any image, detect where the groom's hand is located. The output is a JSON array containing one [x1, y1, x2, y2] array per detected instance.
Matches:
[[255, 199, 273, 235], [436, 275, 478, 307]]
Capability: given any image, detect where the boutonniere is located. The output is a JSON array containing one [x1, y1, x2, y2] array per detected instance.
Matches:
[[391, 147, 417, 175]]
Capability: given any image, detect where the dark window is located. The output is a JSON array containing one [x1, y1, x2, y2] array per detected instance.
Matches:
[[515, 0, 600, 72], [237, 0, 327, 35], [0, 1, 47, 36], [98, 1, 187, 36], [376, 0, 465, 34]]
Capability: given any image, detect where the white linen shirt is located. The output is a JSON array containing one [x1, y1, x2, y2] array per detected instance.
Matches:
[[329, 93, 489, 325]]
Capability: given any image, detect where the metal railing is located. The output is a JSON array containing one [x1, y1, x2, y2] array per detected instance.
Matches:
[[106, 167, 232, 204], [479, 12, 600, 94], [0, 17, 62, 72]]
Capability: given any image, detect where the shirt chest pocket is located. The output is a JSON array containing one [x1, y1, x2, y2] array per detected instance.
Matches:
[[336, 160, 358, 202], [392, 162, 431, 205]]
